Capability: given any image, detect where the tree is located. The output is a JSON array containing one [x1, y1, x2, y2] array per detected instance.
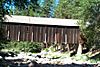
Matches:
[[0, 0, 9, 50], [4, 0, 36, 16], [7, 0, 40, 16], [0, 0, 5, 24], [12, 0, 54, 17], [54, 0, 90, 19], [84, 0, 100, 50], [0, 0, 9, 31], [40, 0, 54, 17], [54, 0, 100, 54]]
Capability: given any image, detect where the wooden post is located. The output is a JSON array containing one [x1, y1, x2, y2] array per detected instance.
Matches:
[[55, 33, 58, 50], [65, 34, 67, 44], [65, 34, 70, 52], [17, 31, 20, 41], [67, 44, 70, 52], [23, 32, 25, 41], [44, 33, 46, 43], [26, 33, 28, 41], [55, 33, 57, 44], [7, 30, 9, 40], [73, 31, 74, 44], [31, 32, 33, 42], [44, 33, 48, 48]]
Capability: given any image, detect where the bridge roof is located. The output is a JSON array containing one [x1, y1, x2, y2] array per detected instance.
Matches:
[[4, 15, 79, 26]]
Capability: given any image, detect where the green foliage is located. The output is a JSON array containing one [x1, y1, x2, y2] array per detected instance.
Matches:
[[43, 48, 49, 52], [0, 28, 7, 50], [4, 41, 42, 53], [11, 0, 39, 16], [43, 45, 56, 52], [8, 0, 55, 17], [48, 46, 56, 52], [54, 0, 93, 19], [84, 1, 100, 49], [0, 0, 9, 22], [54, 0, 100, 50], [0, 0, 9, 50], [72, 54, 100, 63], [89, 59, 100, 63], [74, 54, 89, 61], [40, 0, 54, 17]]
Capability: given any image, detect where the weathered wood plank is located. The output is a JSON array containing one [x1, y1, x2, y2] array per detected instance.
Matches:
[[31, 25, 33, 42], [2, 23, 80, 45]]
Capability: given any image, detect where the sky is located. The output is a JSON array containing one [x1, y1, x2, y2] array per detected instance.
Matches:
[[3, 0, 59, 17], [39, 0, 59, 6], [55, 0, 59, 6], [38, 0, 59, 17]]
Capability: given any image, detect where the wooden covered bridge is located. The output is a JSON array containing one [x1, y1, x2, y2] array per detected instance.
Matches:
[[2, 15, 80, 50]]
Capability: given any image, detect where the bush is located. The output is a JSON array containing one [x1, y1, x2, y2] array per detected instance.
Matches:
[[4, 41, 42, 53], [73, 54, 89, 61], [0, 28, 7, 50]]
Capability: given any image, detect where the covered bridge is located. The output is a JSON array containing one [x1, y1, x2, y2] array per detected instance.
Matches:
[[2, 15, 80, 46]]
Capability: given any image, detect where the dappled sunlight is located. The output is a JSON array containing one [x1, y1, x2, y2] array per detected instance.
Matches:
[[0, 46, 100, 67]]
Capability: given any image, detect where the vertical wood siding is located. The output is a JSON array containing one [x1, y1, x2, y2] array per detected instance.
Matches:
[[2, 23, 80, 44]]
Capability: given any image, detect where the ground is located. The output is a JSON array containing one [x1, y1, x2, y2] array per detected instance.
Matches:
[[0, 50, 100, 67]]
